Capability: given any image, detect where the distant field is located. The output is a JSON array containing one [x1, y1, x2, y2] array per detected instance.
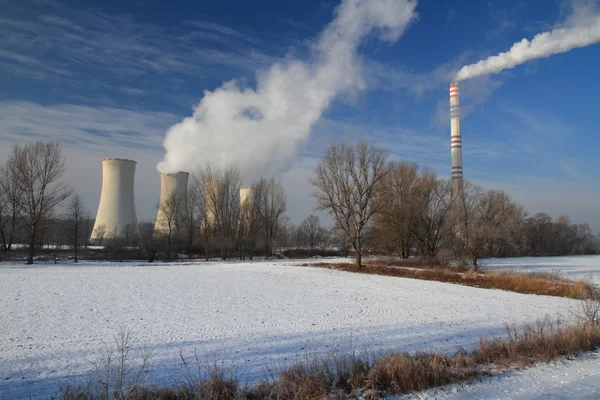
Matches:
[[0, 258, 581, 399]]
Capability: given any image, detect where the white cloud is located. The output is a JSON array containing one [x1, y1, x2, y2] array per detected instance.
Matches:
[[455, 0, 600, 81], [157, 0, 419, 180]]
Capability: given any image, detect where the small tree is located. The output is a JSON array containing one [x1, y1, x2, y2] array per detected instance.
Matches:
[[299, 214, 327, 255], [139, 221, 159, 262], [254, 178, 287, 257], [66, 194, 85, 262], [455, 181, 515, 270], [408, 173, 454, 259], [156, 192, 181, 260], [181, 176, 203, 257], [199, 164, 241, 260], [311, 141, 388, 269], [0, 148, 25, 251], [12, 141, 72, 264], [374, 161, 418, 258]]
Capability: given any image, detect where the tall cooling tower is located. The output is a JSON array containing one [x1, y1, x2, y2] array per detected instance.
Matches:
[[450, 82, 463, 192], [154, 171, 189, 235], [91, 158, 138, 240]]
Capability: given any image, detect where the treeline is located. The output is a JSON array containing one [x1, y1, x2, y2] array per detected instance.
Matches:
[[310, 141, 600, 269], [1, 140, 598, 266]]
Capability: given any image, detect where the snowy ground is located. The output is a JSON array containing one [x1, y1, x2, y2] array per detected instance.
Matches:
[[403, 350, 600, 400], [0, 257, 593, 399], [481, 255, 600, 283]]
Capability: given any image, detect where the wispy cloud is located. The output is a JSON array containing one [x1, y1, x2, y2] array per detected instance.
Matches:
[[0, 4, 276, 85], [0, 101, 181, 154], [0, 100, 184, 220]]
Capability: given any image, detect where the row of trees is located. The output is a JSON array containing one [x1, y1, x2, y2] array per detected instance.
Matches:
[[310, 141, 600, 270], [2, 139, 598, 266]]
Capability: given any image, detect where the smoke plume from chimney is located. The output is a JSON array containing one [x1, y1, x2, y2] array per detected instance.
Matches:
[[157, 0, 418, 178], [455, 1, 600, 82]]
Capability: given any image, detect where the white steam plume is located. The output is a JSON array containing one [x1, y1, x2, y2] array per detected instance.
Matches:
[[455, 1, 600, 82], [158, 0, 418, 177]]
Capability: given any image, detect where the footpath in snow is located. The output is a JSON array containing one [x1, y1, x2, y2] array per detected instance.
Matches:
[[0, 259, 581, 398]]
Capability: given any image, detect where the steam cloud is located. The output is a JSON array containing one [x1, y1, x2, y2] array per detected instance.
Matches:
[[455, 1, 600, 81], [158, 0, 418, 177]]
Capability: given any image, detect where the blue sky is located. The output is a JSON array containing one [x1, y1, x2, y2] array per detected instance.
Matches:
[[1, 0, 599, 231]]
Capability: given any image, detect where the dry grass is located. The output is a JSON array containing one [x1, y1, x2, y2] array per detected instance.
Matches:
[[61, 319, 600, 399], [475, 317, 600, 367], [300, 261, 595, 300], [366, 351, 478, 394]]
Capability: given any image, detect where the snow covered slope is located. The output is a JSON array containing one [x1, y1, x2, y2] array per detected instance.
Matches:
[[0, 260, 580, 398]]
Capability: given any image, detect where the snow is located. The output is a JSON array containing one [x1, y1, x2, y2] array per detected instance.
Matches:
[[403, 351, 600, 399], [481, 255, 600, 283], [0, 258, 591, 398]]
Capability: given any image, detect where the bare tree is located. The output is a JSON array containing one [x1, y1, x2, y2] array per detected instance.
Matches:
[[455, 181, 515, 270], [311, 141, 388, 269], [238, 187, 259, 260], [408, 173, 454, 259], [66, 194, 85, 262], [0, 147, 25, 251], [200, 164, 241, 260], [254, 178, 287, 257], [93, 224, 106, 245], [181, 176, 203, 257], [12, 141, 72, 264], [139, 221, 159, 262], [156, 192, 181, 260], [299, 214, 327, 255], [374, 161, 418, 258]]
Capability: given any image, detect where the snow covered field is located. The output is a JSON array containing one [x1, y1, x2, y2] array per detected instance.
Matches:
[[481, 255, 600, 283], [0, 258, 594, 398]]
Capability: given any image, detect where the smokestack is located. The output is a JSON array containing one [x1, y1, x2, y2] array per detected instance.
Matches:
[[450, 82, 463, 191], [91, 158, 138, 241], [154, 171, 189, 235]]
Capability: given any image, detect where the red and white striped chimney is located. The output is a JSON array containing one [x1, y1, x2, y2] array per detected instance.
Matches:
[[450, 82, 463, 191]]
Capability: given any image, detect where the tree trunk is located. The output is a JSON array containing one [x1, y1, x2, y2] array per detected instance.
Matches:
[[355, 236, 362, 270], [355, 251, 362, 270], [472, 255, 478, 271], [27, 238, 34, 264]]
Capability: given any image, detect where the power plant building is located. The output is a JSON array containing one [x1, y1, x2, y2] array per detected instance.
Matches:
[[91, 158, 139, 240]]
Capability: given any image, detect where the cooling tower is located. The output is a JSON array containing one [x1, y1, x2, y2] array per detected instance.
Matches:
[[91, 158, 138, 241], [154, 171, 189, 235], [450, 82, 463, 192]]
